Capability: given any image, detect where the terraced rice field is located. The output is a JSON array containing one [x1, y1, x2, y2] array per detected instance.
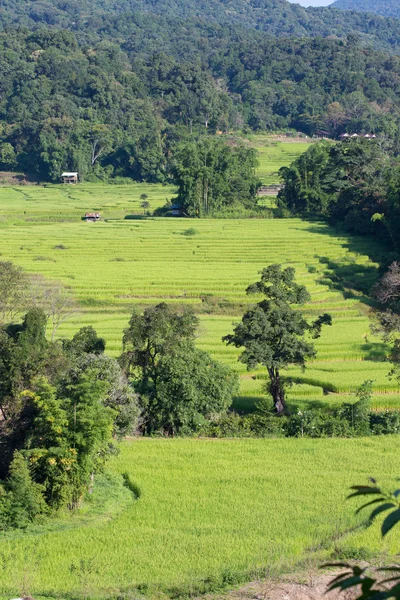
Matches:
[[0, 182, 175, 224], [0, 185, 397, 409], [246, 135, 316, 184]]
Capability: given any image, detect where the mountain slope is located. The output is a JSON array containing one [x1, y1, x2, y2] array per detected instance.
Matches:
[[2, 0, 400, 53], [2, 0, 400, 182], [331, 0, 400, 19]]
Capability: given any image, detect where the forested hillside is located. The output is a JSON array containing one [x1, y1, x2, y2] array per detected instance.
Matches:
[[3, 25, 400, 182], [2, 0, 400, 182], [2, 0, 400, 55], [332, 0, 400, 19]]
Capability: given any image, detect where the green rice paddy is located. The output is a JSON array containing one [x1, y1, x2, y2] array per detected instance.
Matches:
[[247, 135, 315, 184], [0, 437, 398, 600], [0, 182, 175, 223]]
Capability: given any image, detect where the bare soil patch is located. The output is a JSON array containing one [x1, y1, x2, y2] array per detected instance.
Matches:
[[201, 572, 357, 600], [0, 171, 40, 185]]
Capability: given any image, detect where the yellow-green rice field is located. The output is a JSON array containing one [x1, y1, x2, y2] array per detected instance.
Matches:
[[0, 141, 399, 599], [0, 183, 397, 409], [0, 437, 398, 600]]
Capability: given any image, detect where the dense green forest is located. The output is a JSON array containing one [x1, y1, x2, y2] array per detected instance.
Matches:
[[332, 0, 400, 19], [278, 137, 400, 249], [1, 0, 400, 183], [2, 0, 400, 54], [2, 0, 400, 182], [3, 24, 400, 182]]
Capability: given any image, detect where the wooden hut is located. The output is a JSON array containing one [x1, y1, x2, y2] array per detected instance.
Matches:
[[171, 204, 185, 217], [315, 130, 331, 139], [61, 172, 78, 184], [85, 212, 101, 222]]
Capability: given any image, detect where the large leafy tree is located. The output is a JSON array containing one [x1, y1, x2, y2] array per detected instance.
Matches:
[[279, 138, 393, 238], [0, 309, 138, 524], [120, 303, 198, 390], [278, 142, 331, 215], [0, 308, 64, 429], [224, 265, 332, 414], [172, 137, 260, 216], [142, 345, 238, 435], [121, 303, 238, 434]]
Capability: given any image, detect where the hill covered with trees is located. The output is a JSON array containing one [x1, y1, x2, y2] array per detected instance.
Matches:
[[331, 0, 400, 19], [2, 0, 400, 55], [3, 26, 400, 182], [1, 0, 400, 183]]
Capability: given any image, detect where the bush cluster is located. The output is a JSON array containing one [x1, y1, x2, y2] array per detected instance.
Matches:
[[201, 402, 400, 439], [0, 309, 138, 531]]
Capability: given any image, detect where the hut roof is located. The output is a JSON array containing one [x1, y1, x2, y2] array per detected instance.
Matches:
[[62, 172, 78, 177]]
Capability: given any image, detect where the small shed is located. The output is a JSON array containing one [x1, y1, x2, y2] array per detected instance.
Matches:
[[62, 172, 78, 184], [316, 130, 331, 139], [171, 204, 185, 217], [85, 212, 101, 222], [257, 185, 282, 197]]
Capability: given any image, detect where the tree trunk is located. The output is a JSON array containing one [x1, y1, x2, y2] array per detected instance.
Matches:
[[0, 404, 7, 421], [268, 368, 287, 415]]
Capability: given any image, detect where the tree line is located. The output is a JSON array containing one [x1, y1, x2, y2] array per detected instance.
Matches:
[[278, 138, 400, 249], [332, 0, 400, 19], [3, 0, 400, 54]]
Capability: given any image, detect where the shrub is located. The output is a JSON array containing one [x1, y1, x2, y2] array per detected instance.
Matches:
[[370, 409, 400, 434], [337, 380, 372, 435], [248, 412, 288, 437], [286, 410, 352, 438], [0, 451, 46, 530], [200, 412, 252, 437], [182, 228, 198, 236]]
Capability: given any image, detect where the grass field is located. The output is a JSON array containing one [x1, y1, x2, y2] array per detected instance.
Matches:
[[0, 136, 396, 411], [246, 135, 315, 184], [0, 182, 176, 223], [0, 437, 398, 600], [0, 191, 396, 409]]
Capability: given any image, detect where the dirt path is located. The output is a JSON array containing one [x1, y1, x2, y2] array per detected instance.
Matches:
[[201, 572, 357, 600]]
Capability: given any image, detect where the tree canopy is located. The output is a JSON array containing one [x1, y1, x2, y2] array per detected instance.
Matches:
[[332, 0, 400, 19], [0, 7, 400, 182], [0, 306, 138, 528], [121, 303, 238, 434], [278, 138, 400, 246], [172, 138, 260, 217], [224, 265, 332, 414]]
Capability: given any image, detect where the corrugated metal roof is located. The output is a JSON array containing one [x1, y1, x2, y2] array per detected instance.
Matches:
[[61, 172, 78, 177]]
